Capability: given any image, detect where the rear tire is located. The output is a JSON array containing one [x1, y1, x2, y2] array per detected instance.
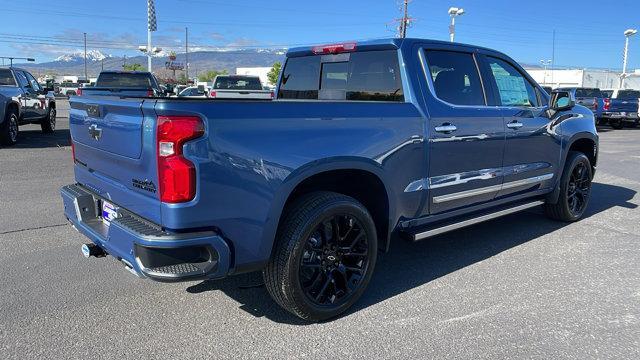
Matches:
[[41, 107, 56, 133], [545, 151, 593, 222], [0, 109, 19, 146], [263, 192, 377, 322], [611, 119, 624, 129]]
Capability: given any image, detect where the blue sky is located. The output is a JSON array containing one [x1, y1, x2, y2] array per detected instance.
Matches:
[[1, 0, 638, 70]]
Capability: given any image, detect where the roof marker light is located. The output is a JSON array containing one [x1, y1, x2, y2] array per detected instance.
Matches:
[[312, 42, 357, 55]]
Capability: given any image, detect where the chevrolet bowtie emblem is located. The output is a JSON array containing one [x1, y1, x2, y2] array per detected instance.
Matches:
[[88, 124, 102, 141]]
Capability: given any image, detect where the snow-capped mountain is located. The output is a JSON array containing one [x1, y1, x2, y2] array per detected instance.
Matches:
[[55, 50, 111, 62]]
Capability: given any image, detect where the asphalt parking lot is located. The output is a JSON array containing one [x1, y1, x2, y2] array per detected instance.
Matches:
[[1, 101, 639, 359]]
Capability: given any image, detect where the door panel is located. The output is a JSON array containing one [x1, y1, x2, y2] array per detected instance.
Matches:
[[481, 56, 561, 198], [421, 49, 506, 215]]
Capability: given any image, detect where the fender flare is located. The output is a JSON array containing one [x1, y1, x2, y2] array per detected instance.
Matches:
[[250, 157, 397, 271], [546, 132, 598, 204]]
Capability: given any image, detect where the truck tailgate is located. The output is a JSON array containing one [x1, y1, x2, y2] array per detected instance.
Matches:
[[69, 96, 161, 223]]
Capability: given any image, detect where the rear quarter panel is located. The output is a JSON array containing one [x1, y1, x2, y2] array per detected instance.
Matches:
[[154, 100, 425, 272]]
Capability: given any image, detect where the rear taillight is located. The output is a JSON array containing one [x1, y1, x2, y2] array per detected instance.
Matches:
[[76, 88, 82, 96], [156, 116, 205, 203], [270, 91, 275, 99], [604, 98, 611, 111], [71, 140, 75, 162], [210, 90, 217, 98], [593, 97, 598, 110], [312, 42, 357, 55], [147, 89, 155, 97]]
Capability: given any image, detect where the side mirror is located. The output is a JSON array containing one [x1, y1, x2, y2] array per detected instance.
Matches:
[[550, 90, 575, 111]]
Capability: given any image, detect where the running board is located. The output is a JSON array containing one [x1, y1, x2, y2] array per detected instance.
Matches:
[[409, 200, 545, 241]]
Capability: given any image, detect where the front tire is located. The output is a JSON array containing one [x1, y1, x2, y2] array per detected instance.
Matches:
[[41, 107, 56, 133], [263, 192, 378, 322], [545, 151, 593, 222], [0, 109, 19, 146]]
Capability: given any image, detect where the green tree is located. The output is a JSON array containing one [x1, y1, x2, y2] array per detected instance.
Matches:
[[267, 61, 282, 85], [198, 69, 228, 82], [123, 63, 144, 71]]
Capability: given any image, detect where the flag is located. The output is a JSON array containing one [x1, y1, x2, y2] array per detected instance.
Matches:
[[148, 0, 157, 32]]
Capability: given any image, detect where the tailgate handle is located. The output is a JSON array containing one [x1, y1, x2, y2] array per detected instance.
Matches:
[[87, 105, 101, 118]]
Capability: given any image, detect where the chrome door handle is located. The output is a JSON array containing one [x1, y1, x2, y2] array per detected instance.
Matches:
[[507, 121, 523, 130], [435, 124, 457, 133]]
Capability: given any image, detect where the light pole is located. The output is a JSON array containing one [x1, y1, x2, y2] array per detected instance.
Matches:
[[448, 7, 465, 42], [0, 56, 35, 67], [138, 46, 162, 70], [146, 0, 158, 72], [620, 28, 637, 89], [540, 59, 552, 85]]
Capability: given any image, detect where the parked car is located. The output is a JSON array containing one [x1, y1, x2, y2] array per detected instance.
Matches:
[[209, 75, 273, 99], [0, 67, 57, 145], [177, 86, 208, 98], [600, 89, 640, 129], [61, 38, 598, 321], [555, 87, 603, 121], [59, 82, 80, 98], [78, 71, 163, 97]]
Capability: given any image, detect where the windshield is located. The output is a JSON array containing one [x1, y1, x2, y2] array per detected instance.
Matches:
[[616, 90, 640, 99], [213, 76, 262, 90], [97, 73, 154, 88], [575, 88, 602, 98], [0, 69, 16, 86]]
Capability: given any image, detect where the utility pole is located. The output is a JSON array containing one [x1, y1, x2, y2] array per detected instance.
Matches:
[[185, 27, 189, 82], [396, 0, 414, 38], [83, 32, 88, 80]]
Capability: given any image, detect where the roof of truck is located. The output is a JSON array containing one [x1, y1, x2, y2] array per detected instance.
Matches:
[[286, 37, 505, 58]]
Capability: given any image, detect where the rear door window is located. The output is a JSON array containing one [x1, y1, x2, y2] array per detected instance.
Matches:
[[0, 69, 16, 86], [486, 57, 539, 107], [279, 50, 403, 102], [214, 76, 263, 90], [424, 50, 485, 106]]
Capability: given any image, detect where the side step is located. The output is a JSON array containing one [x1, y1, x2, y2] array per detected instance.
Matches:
[[408, 200, 545, 241]]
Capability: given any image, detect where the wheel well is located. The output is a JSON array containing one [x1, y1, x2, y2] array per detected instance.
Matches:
[[568, 138, 597, 170], [283, 169, 390, 251], [6, 102, 19, 116]]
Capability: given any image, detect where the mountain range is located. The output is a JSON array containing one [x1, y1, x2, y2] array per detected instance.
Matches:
[[14, 49, 286, 79]]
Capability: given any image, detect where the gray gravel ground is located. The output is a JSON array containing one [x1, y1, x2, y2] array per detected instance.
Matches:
[[1, 102, 638, 359]]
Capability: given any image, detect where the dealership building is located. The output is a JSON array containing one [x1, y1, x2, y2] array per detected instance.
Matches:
[[525, 68, 640, 90]]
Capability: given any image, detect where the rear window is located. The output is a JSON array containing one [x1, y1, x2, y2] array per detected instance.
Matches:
[[616, 90, 640, 99], [213, 76, 262, 90], [602, 90, 613, 98], [0, 69, 15, 86], [278, 50, 404, 102], [97, 73, 153, 88], [575, 88, 602, 98]]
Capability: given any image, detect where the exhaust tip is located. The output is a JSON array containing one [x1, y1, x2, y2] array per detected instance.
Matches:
[[81, 243, 107, 258]]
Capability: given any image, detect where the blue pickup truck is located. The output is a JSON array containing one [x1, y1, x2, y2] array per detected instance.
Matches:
[[600, 89, 640, 129], [61, 38, 598, 321]]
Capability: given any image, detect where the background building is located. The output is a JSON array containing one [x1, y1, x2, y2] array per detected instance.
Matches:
[[526, 68, 640, 89]]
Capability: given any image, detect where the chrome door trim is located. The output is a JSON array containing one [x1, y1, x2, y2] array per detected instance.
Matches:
[[432, 173, 554, 204]]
